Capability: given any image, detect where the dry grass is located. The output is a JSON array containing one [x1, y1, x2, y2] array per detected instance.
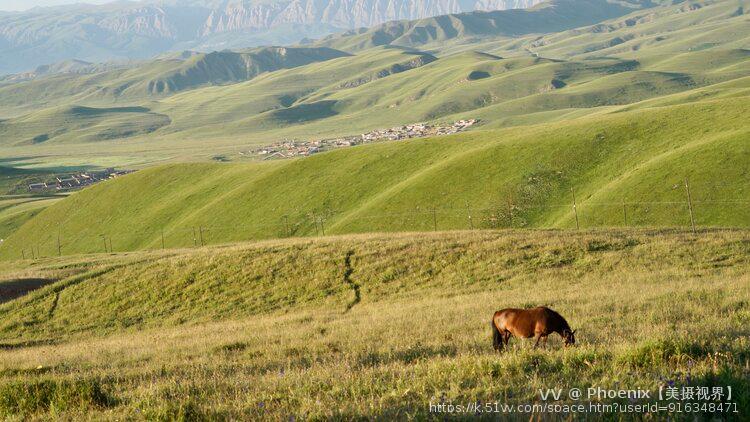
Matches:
[[0, 229, 748, 419]]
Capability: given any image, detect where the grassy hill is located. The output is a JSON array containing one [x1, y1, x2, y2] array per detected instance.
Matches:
[[3, 43, 742, 154], [0, 0, 746, 167], [314, 0, 642, 52], [0, 46, 349, 114], [2, 89, 748, 258], [0, 106, 171, 146], [0, 230, 748, 418]]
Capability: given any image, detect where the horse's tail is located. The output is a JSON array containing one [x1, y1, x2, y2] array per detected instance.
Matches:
[[491, 315, 503, 351]]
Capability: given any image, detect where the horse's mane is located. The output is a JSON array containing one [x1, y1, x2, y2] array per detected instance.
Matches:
[[542, 306, 570, 330]]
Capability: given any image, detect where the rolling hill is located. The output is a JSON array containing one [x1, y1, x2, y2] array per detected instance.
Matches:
[[2, 86, 748, 258], [0, 0, 746, 166], [0, 229, 748, 418]]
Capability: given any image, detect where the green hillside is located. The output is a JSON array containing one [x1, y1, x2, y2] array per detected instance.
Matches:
[[2, 90, 748, 258], [0, 230, 748, 419], [0, 196, 62, 240], [0, 106, 171, 146], [0, 46, 349, 114], [0, 0, 747, 167]]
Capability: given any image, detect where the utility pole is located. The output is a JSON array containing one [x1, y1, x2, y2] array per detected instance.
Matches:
[[466, 201, 473, 230], [310, 212, 318, 236], [571, 189, 580, 230], [507, 194, 514, 228], [685, 178, 696, 234]]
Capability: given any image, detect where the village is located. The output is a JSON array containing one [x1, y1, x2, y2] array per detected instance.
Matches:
[[251, 119, 478, 160], [27, 168, 134, 192]]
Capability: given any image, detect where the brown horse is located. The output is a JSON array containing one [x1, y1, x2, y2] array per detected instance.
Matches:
[[491, 307, 576, 351]]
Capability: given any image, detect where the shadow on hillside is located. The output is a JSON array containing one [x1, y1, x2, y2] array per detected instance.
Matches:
[[0, 278, 56, 304]]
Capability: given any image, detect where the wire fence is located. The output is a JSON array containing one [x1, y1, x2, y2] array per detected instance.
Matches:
[[10, 179, 750, 260]]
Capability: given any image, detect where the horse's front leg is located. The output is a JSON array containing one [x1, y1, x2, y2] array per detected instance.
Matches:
[[533, 333, 542, 349]]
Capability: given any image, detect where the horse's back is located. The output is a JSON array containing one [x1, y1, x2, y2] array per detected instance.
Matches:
[[494, 308, 537, 337], [494, 307, 563, 338]]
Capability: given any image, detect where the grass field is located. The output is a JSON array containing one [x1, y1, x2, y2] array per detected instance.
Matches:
[[2, 88, 748, 259], [0, 230, 747, 419]]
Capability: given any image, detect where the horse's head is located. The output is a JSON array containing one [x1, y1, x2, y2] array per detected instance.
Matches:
[[562, 329, 577, 347]]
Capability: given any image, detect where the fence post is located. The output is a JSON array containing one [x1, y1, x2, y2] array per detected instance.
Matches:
[[108, 237, 113, 253], [161, 229, 165, 250], [622, 198, 627, 226], [192, 227, 197, 247], [571, 189, 580, 230], [311, 212, 319, 236], [465, 201, 473, 230], [684, 178, 696, 234], [22, 249, 26, 260], [57, 230, 62, 256], [199, 226, 205, 246], [282, 215, 290, 237], [101, 235, 107, 253], [507, 194, 514, 228], [431, 208, 437, 231]]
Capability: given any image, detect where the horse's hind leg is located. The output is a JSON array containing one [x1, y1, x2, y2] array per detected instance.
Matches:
[[533, 333, 542, 349]]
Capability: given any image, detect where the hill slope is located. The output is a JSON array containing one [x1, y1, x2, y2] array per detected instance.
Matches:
[[2, 90, 748, 258], [315, 0, 643, 52], [0, 230, 748, 418], [0, 0, 746, 162]]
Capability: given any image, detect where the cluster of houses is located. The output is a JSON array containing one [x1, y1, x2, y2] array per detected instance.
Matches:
[[253, 119, 479, 160], [27, 168, 134, 192]]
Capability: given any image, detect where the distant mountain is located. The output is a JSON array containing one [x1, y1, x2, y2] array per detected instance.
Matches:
[[314, 0, 644, 51], [0, 0, 544, 75], [0, 46, 350, 111]]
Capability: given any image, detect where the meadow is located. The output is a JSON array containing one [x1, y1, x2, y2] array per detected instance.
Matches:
[[0, 229, 748, 419], [2, 87, 748, 259], [0, 2, 747, 419]]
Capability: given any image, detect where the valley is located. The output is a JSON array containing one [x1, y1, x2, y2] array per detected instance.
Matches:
[[0, 0, 748, 419]]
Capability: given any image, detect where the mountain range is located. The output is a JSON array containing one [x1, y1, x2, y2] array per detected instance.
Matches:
[[0, 0, 543, 74]]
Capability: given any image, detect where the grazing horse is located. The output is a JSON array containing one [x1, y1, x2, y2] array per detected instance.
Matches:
[[491, 307, 576, 351]]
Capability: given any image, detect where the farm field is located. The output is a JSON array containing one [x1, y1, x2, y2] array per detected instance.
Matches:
[[0, 230, 748, 419]]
